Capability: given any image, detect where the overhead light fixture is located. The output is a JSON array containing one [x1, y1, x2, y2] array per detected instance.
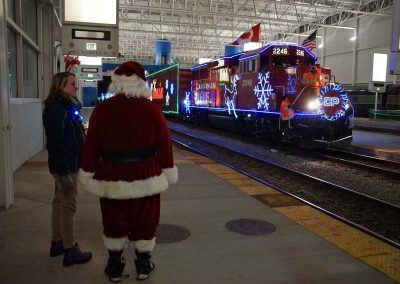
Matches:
[[350, 36, 356, 41], [318, 44, 323, 48]]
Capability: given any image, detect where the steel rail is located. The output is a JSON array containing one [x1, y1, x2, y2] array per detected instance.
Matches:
[[319, 148, 400, 180]]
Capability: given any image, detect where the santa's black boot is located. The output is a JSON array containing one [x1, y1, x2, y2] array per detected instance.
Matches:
[[134, 250, 155, 280], [104, 250, 129, 282]]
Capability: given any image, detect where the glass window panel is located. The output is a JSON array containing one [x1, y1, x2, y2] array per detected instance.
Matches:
[[23, 41, 38, 98], [21, 0, 37, 42], [7, 28, 18, 98], [6, 0, 16, 21]]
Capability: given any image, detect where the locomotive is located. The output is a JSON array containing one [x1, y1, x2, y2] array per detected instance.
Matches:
[[146, 43, 354, 148]]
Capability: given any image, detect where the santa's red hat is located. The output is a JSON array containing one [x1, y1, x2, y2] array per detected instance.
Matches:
[[108, 61, 151, 98]]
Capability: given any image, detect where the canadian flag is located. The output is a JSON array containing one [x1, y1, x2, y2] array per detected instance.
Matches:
[[231, 23, 261, 45]]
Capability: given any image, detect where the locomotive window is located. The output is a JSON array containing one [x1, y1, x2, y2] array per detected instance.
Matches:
[[273, 57, 289, 67], [219, 68, 229, 82], [249, 59, 256, 72], [306, 57, 316, 66], [260, 56, 269, 72], [241, 59, 256, 73]]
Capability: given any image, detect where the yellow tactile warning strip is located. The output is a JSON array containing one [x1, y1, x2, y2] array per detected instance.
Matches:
[[178, 147, 400, 282]]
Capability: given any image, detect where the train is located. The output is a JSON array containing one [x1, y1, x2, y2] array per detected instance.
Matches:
[[345, 84, 400, 118], [145, 43, 354, 149]]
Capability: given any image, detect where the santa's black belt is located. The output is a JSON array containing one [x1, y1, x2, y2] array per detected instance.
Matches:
[[101, 148, 157, 162]]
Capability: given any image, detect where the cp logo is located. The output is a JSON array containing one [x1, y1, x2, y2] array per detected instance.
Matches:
[[323, 97, 340, 107]]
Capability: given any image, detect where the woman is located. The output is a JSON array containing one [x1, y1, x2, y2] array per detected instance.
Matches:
[[42, 72, 92, 267]]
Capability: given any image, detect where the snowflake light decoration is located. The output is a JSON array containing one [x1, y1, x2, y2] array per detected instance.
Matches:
[[253, 72, 273, 110], [286, 75, 297, 95]]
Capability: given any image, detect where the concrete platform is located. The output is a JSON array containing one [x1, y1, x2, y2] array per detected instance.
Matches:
[[354, 117, 400, 134], [351, 118, 400, 160], [0, 148, 397, 283]]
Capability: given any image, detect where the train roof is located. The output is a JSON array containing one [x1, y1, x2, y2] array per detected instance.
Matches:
[[190, 42, 317, 70], [238, 43, 317, 60]]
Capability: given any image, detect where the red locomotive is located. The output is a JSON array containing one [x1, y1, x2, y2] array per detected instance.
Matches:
[[146, 43, 354, 148]]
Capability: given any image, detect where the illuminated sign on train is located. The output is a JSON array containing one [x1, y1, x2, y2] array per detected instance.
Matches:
[[271, 47, 305, 57], [195, 82, 216, 90]]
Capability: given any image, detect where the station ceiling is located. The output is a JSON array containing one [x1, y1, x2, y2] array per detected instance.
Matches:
[[118, 0, 393, 67], [54, 0, 394, 67]]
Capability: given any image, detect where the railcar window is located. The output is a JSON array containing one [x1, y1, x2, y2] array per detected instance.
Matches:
[[199, 68, 208, 80]]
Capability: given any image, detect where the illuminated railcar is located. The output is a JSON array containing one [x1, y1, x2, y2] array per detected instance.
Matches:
[[145, 63, 191, 116], [188, 43, 354, 148]]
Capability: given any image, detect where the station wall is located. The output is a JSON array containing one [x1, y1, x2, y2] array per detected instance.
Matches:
[[321, 7, 393, 85], [10, 103, 43, 171]]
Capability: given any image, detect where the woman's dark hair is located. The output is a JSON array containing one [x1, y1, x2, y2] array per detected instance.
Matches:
[[43, 72, 76, 105]]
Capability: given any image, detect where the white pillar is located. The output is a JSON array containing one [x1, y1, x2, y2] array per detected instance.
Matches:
[[320, 28, 325, 67], [0, 0, 14, 208]]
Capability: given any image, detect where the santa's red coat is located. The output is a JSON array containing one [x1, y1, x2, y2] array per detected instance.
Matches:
[[79, 94, 178, 199]]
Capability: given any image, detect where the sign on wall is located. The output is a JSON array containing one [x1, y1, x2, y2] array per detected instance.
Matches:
[[61, 0, 119, 57]]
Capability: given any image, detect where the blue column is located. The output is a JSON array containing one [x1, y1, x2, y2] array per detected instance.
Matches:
[[224, 45, 241, 57], [155, 40, 172, 65]]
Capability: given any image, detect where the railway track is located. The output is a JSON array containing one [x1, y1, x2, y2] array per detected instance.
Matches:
[[320, 148, 400, 180], [170, 127, 400, 248]]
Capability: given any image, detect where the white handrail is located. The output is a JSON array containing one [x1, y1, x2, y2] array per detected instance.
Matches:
[[292, 86, 308, 107]]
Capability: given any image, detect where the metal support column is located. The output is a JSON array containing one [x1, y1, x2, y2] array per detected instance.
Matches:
[[351, 17, 359, 86], [0, 0, 14, 208]]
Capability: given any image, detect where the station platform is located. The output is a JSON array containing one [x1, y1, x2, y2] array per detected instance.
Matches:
[[351, 117, 400, 161], [1, 147, 399, 283]]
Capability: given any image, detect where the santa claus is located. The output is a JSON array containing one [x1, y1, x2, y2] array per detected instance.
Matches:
[[79, 61, 178, 281]]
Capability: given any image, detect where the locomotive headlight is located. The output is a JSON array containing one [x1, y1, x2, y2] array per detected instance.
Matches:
[[307, 98, 321, 111]]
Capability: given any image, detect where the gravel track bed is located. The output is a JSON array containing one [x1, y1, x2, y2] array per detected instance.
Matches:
[[169, 121, 400, 206]]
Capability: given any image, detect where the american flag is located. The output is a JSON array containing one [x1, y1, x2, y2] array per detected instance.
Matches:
[[301, 31, 317, 51]]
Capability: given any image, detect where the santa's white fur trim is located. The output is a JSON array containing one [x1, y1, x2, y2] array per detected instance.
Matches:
[[108, 73, 151, 98], [103, 236, 129, 250], [162, 166, 178, 184], [132, 238, 156, 252], [79, 167, 178, 199], [78, 169, 95, 185]]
